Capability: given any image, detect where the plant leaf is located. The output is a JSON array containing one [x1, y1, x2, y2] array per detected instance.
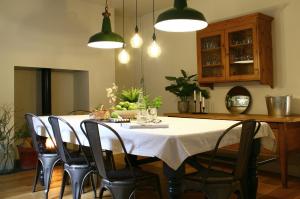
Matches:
[[181, 70, 187, 78], [188, 74, 197, 80], [165, 76, 177, 81]]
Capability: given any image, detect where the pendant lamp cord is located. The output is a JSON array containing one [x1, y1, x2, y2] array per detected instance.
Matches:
[[135, 0, 138, 28], [122, 0, 125, 47], [105, 0, 108, 13], [152, 0, 156, 40]]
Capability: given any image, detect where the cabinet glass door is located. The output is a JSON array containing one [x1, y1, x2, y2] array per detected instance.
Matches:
[[198, 31, 225, 82], [227, 26, 259, 80]]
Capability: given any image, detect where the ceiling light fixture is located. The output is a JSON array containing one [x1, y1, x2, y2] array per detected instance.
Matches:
[[88, 0, 124, 49], [130, 0, 143, 48], [118, 0, 130, 64], [148, 0, 161, 58], [154, 0, 208, 32]]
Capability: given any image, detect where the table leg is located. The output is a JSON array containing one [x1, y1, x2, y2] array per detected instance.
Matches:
[[279, 123, 288, 188], [163, 163, 185, 199]]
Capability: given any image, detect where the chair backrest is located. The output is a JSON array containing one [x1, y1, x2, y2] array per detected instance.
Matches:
[[48, 116, 89, 165], [235, 120, 260, 179], [210, 120, 260, 180], [81, 119, 134, 180], [25, 113, 57, 154]]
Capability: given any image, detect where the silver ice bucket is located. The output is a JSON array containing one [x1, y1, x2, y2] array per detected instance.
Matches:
[[265, 95, 291, 117]]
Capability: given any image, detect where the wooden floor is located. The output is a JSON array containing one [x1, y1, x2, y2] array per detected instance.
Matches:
[[1, 158, 300, 199]]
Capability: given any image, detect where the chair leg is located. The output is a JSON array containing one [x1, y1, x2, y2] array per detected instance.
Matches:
[[107, 150, 116, 170], [90, 173, 97, 198], [108, 184, 135, 199], [205, 187, 233, 199], [32, 160, 41, 192], [99, 184, 106, 199], [40, 156, 60, 199], [43, 164, 52, 198], [236, 184, 245, 199], [71, 180, 82, 199], [67, 168, 92, 199], [60, 171, 68, 199], [240, 179, 248, 199], [155, 176, 163, 199]]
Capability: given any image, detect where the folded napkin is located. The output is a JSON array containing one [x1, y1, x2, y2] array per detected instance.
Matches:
[[122, 122, 169, 129]]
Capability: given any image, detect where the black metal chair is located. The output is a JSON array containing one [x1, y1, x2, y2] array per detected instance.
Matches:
[[25, 113, 61, 199], [184, 120, 261, 199], [81, 119, 162, 199], [48, 116, 96, 199]]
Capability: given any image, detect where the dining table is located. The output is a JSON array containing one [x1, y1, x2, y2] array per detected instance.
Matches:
[[34, 115, 275, 199]]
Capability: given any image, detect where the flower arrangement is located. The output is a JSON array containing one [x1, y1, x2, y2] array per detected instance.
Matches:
[[90, 84, 163, 120], [90, 83, 118, 120], [106, 83, 118, 105]]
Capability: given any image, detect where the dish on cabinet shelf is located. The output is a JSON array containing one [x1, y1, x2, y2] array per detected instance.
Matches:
[[233, 60, 253, 64]]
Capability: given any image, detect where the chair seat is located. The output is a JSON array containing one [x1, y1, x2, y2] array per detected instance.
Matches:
[[39, 153, 59, 158], [67, 153, 95, 166], [107, 168, 157, 182], [185, 167, 235, 184], [196, 149, 277, 168]]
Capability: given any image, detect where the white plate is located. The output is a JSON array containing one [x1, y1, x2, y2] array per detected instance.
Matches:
[[233, 60, 254, 64]]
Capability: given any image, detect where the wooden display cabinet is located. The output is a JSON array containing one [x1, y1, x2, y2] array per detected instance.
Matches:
[[197, 13, 273, 88]]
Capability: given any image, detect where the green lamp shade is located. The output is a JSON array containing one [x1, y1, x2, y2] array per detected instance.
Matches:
[[88, 12, 124, 49], [88, 32, 124, 49], [155, 0, 208, 32]]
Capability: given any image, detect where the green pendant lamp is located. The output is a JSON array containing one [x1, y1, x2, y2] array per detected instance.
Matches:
[[155, 0, 208, 32], [88, 0, 124, 49]]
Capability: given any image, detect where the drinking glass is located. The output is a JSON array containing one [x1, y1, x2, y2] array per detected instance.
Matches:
[[136, 109, 149, 124], [148, 107, 158, 122]]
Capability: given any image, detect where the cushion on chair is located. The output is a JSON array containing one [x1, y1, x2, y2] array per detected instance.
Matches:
[[186, 167, 235, 184]]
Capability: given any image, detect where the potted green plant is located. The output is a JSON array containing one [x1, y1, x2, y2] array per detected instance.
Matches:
[[0, 105, 15, 174], [15, 125, 37, 170], [111, 87, 142, 119], [165, 70, 209, 113]]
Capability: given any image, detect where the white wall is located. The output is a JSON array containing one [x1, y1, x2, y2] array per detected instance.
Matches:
[[51, 70, 75, 115], [137, 0, 300, 114], [14, 68, 41, 129], [0, 0, 116, 113]]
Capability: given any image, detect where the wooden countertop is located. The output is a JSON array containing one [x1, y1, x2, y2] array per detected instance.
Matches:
[[164, 113, 300, 123]]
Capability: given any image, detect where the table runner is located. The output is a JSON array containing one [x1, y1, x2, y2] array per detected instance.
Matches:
[[34, 115, 275, 170]]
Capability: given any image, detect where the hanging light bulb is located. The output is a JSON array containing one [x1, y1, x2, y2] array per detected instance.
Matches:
[[148, 0, 161, 58], [130, 28, 143, 48], [148, 33, 161, 58], [130, 0, 143, 48], [118, 46, 130, 64], [118, 0, 130, 64]]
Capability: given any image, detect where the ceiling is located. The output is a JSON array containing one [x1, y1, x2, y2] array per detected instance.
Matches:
[[99, 0, 173, 17]]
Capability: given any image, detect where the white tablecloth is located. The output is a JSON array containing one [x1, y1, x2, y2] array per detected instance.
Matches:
[[34, 115, 276, 170]]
